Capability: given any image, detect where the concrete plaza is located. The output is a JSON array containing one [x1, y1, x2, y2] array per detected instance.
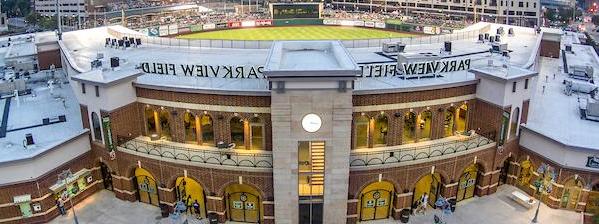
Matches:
[[50, 185, 581, 224]]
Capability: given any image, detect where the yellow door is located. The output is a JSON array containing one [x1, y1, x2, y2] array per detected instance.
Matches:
[[359, 181, 394, 221], [413, 173, 442, 208], [228, 192, 260, 223], [135, 168, 159, 206], [586, 191, 599, 214], [457, 164, 478, 202]]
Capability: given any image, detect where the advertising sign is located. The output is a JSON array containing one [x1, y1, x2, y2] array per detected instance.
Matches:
[[242, 20, 256, 27], [228, 21, 241, 28], [255, 19, 273, 26], [587, 156, 599, 169], [102, 117, 115, 152], [178, 26, 191, 34], [354, 20, 365, 27], [375, 22, 386, 29], [148, 27, 160, 36], [168, 24, 178, 35], [365, 21, 375, 28], [138, 28, 149, 36], [203, 23, 216, 30], [190, 25, 203, 32], [158, 25, 169, 36], [216, 23, 227, 29]]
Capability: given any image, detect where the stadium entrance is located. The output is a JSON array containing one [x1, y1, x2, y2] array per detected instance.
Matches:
[[358, 181, 394, 221]]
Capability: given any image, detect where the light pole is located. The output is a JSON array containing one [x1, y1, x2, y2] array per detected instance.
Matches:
[[531, 163, 556, 223], [58, 170, 80, 224], [55, 0, 62, 40]]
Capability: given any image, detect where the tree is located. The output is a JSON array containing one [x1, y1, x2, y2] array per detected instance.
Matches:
[[2, 0, 31, 17]]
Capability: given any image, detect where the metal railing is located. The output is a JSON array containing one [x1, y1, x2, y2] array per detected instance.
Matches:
[[349, 134, 494, 167], [118, 138, 273, 168]]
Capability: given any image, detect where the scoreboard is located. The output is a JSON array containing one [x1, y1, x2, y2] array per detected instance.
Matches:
[[270, 3, 323, 19]]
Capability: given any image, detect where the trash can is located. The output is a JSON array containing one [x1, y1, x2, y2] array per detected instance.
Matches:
[[448, 198, 457, 212], [207, 212, 219, 224], [159, 203, 169, 218], [399, 208, 410, 223]]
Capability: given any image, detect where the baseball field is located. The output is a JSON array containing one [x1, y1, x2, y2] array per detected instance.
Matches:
[[176, 26, 417, 40]]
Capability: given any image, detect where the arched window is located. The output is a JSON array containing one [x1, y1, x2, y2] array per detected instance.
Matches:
[[159, 109, 172, 140], [456, 104, 468, 133], [373, 115, 388, 146], [200, 115, 214, 146], [230, 117, 245, 149], [249, 117, 264, 150], [145, 107, 157, 136], [419, 110, 433, 141], [510, 107, 520, 139], [444, 108, 455, 138], [91, 112, 103, 142], [403, 112, 416, 144], [183, 112, 197, 143], [355, 116, 370, 148]]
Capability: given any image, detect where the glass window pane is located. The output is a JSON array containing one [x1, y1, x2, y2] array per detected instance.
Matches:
[[184, 113, 197, 143], [230, 118, 245, 149], [403, 113, 416, 143], [373, 116, 388, 146], [201, 115, 214, 145], [355, 116, 369, 148]]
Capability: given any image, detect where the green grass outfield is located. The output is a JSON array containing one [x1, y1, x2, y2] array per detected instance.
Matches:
[[177, 26, 416, 40]]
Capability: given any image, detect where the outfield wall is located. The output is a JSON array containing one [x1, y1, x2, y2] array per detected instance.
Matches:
[[108, 22, 490, 49]]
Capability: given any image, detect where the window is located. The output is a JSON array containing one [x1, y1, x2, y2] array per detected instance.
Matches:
[[525, 2, 528, 7], [456, 104, 468, 133], [95, 85, 99, 97], [145, 108, 157, 136], [249, 117, 264, 150], [511, 1, 514, 7], [524, 79, 529, 89], [159, 109, 171, 140], [518, 1, 523, 7], [230, 117, 245, 149], [403, 112, 416, 144], [419, 111, 433, 141], [533, 2, 536, 8], [373, 115, 388, 146], [183, 112, 197, 143], [444, 108, 455, 137], [91, 112, 102, 142], [512, 81, 517, 92], [81, 83, 86, 94], [510, 107, 520, 139], [200, 115, 214, 145], [355, 116, 369, 148]]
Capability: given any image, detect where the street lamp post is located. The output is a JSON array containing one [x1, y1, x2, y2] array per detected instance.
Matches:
[[531, 163, 556, 223], [58, 170, 80, 224]]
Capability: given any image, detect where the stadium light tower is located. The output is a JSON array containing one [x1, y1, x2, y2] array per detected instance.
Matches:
[[56, 0, 63, 40]]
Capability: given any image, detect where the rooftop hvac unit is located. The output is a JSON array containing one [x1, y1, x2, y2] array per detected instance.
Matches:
[[484, 33, 490, 40], [110, 57, 119, 68], [495, 35, 501, 43], [24, 133, 34, 146], [478, 34, 484, 42], [444, 41, 451, 52], [565, 44, 572, 52], [508, 27, 514, 36]]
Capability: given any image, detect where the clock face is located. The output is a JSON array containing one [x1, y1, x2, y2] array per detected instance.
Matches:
[[302, 114, 322, 133]]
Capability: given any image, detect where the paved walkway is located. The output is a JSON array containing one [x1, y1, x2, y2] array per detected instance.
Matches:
[[50, 185, 581, 224]]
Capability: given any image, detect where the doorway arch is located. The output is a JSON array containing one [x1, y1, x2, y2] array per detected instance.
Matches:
[[175, 177, 207, 218], [134, 168, 159, 206], [358, 181, 395, 221], [457, 164, 480, 202], [100, 162, 113, 191], [560, 177, 584, 210], [413, 173, 443, 208], [225, 184, 262, 223]]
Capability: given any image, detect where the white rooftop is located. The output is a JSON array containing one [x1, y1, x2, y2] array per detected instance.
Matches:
[[0, 70, 85, 163], [525, 40, 599, 150], [59, 23, 540, 94]]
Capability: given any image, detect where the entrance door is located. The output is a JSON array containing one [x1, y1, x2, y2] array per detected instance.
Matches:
[[457, 164, 478, 202], [137, 176, 159, 206], [100, 163, 113, 191], [499, 159, 511, 186], [228, 192, 260, 223], [360, 190, 391, 221]]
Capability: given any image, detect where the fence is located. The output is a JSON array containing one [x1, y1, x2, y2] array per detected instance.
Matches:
[[349, 134, 494, 168], [107, 26, 483, 49], [118, 137, 273, 168]]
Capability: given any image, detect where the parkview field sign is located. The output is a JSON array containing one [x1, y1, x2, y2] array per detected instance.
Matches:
[[140, 58, 471, 79]]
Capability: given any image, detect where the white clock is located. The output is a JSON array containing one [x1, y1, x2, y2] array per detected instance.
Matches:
[[302, 114, 322, 133]]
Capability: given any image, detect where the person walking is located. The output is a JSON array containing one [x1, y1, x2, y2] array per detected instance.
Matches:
[[186, 195, 193, 215], [421, 193, 429, 215], [193, 200, 200, 217], [57, 197, 66, 216]]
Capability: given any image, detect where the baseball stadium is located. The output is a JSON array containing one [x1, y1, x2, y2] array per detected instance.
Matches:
[[0, 1, 599, 224]]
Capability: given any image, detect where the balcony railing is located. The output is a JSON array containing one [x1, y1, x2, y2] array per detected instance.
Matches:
[[350, 134, 494, 168], [118, 137, 273, 168]]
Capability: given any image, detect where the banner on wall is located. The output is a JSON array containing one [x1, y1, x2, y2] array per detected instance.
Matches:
[[340, 20, 355, 26], [138, 28, 149, 36], [148, 27, 160, 36], [375, 22, 386, 29], [102, 117, 115, 152], [242, 20, 256, 27], [190, 25, 203, 32], [365, 21, 375, 28], [255, 19, 272, 26], [228, 21, 241, 28], [354, 20, 365, 27], [178, 26, 191, 34], [216, 23, 227, 29], [203, 23, 216, 30], [168, 24, 179, 35], [158, 25, 169, 36], [323, 19, 338, 25]]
